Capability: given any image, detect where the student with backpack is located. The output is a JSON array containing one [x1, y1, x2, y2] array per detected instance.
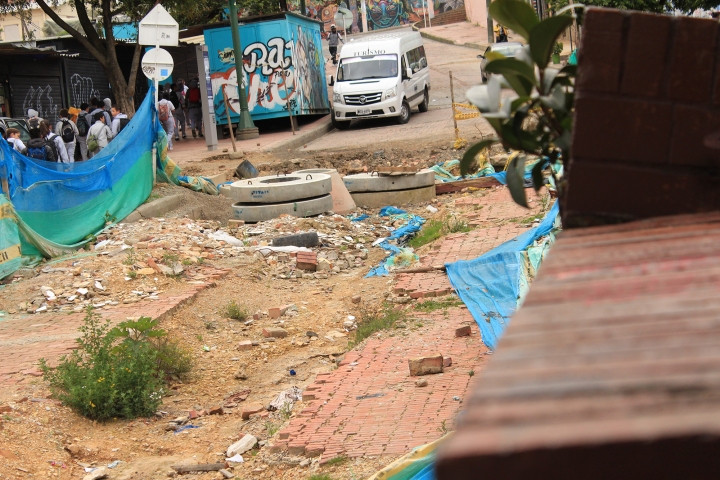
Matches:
[[22, 119, 63, 162], [86, 111, 113, 157], [42, 120, 69, 163], [110, 104, 129, 137], [169, 84, 186, 141], [6, 128, 26, 153], [158, 92, 176, 150], [76, 103, 91, 161], [55, 109, 79, 163], [186, 79, 203, 138]]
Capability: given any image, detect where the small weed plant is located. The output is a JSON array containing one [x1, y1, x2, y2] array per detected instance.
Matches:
[[414, 296, 465, 312], [325, 455, 349, 467], [122, 248, 137, 266], [265, 421, 280, 437], [352, 305, 407, 346], [40, 308, 169, 421], [409, 216, 473, 249], [153, 337, 194, 380], [224, 301, 249, 321]]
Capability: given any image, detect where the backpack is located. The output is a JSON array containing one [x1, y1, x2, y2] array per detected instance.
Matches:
[[24, 137, 57, 162], [169, 91, 180, 109], [60, 119, 75, 143], [117, 117, 131, 134], [158, 102, 170, 122], [76, 113, 89, 136], [188, 87, 201, 105], [87, 129, 99, 152]]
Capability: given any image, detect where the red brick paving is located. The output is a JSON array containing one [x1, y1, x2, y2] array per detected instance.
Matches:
[[273, 307, 487, 461], [0, 267, 229, 388]]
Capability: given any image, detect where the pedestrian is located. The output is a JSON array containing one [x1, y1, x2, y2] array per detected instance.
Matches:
[[328, 24, 344, 65], [158, 92, 176, 150], [54, 109, 78, 163], [177, 78, 188, 96], [40, 120, 69, 163], [110, 104, 129, 137], [86, 111, 113, 157], [5, 128, 26, 153], [169, 84, 185, 141], [90, 97, 112, 127], [23, 119, 59, 161], [494, 24, 508, 43], [173, 82, 188, 140], [76, 103, 92, 161], [186, 79, 203, 138], [27, 108, 45, 124], [103, 98, 112, 113]]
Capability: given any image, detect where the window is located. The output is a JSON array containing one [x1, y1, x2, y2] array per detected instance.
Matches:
[[4, 24, 21, 42], [401, 54, 408, 79], [338, 54, 399, 81], [406, 46, 428, 73]]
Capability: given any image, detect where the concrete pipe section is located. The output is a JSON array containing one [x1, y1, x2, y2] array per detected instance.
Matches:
[[342, 169, 435, 193], [228, 173, 332, 204], [293, 168, 356, 214], [232, 195, 334, 223]]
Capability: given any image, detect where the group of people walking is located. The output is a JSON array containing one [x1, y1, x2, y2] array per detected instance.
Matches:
[[6, 97, 129, 163], [157, 78, 204, 151]]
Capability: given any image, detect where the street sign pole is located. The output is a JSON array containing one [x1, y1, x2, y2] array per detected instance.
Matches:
[[228, 0, 259, 140]]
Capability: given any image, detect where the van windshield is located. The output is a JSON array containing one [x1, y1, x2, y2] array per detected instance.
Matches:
[[337, 54, 399, 81]]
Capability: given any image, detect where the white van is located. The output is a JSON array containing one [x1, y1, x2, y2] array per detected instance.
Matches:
[[330, 31, 430, 129]]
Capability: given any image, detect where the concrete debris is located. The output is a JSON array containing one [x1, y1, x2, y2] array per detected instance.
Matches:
[[227, 434, 257, 457], [82, 467, 109, 480], [267, 386, 303, 412]]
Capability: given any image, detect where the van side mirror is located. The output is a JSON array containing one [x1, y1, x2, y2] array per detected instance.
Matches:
[[477, 54, 485, 59], [329, 76, 335, 86], [405, 67, 413, 79]]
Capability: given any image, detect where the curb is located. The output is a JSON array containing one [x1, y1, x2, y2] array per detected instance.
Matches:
[[265, 116, 334, 153], [413, 22, 487, 51], [121, 194, 186, 223]]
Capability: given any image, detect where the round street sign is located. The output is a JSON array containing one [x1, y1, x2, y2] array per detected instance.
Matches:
[[141, 47, 174, 81]]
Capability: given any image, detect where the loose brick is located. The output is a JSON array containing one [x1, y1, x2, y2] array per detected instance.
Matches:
[[263, 327, 288, 338], [208, 406, 224, 415], [408, 354, 444, 376], [351, 295, 361, 304], [668, 105, 720, 168], [443, 356, 453, 367], [241, 403, 265, 419], [667, 16, 718, 104], [572, 96, 673, 165], [228, 219, 245, 228], [238, 340, 253, 350], [306, 445, 325, 457], [456, 326, 472, 337], [296, 251, 318, 271], [620, 13, 672, 98], [576, 8, 626, 94]]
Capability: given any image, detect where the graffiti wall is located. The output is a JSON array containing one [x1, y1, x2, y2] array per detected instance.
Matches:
[[288, 0, 463, 32], [203, 15, 329, 123]]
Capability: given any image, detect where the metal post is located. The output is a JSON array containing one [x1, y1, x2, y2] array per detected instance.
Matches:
[[486, 0, 494, 44], [228, 0, 259, 140], [449, 71, 459, 142], [281, 66, 296, 135], [153, 27, 159, 186], [221, 86, 239, 152], [300, 0, 306, 16]]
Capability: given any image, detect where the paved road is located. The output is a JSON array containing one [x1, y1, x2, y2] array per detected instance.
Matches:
[[311, 28, 490, 151]]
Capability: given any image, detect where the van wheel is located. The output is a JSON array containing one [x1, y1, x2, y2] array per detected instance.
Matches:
[[332, 116, 351, 130], [397, 100, 411, 124], [418, 89, 429, 113]]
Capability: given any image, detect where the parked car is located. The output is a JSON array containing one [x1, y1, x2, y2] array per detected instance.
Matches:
[[0, 117, 31, 142], [477, 42, 525, 83]]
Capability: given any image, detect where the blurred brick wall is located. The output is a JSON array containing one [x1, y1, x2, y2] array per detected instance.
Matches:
[[416, 7, 467, 28], [564, 8, 720, 228]]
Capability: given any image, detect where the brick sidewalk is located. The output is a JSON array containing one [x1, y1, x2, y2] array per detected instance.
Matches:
[[394, 187, 543, 298], [0, 267, 229, 389], [273, 307, 486, 461]]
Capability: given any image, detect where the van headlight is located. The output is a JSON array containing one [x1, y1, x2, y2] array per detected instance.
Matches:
[[333, 92, 343, 104], [384, 87, 397, 99]]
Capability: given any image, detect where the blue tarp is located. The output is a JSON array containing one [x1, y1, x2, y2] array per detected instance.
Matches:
[[365, 207, 425, 277], [446, 202, 560, 349]]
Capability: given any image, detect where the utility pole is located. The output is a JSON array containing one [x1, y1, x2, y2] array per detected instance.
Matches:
[[486, 0, 494, 44], [228, 0, 259, 140]]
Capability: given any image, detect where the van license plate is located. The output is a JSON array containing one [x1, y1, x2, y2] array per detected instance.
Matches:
[[356, 108, 372, 116]]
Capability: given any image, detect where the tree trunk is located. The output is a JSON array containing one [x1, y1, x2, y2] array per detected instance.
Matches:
[[103, 61, 137, 116]]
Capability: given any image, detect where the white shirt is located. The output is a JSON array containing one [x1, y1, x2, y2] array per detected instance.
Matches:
[[87, 121, 113, 152], [8, 137, 26, 153], [45, 133, 69, 163], [55, 118, 79, 144], [111, 113, 128, 137]]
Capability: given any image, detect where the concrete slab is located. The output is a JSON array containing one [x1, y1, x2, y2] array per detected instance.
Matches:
[[228, 173, 332, 204], [350, 185, 436, 208], [343, 169, 435, 192], [232, 194, 333, 223]]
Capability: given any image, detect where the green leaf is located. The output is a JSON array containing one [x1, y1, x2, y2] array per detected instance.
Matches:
[[530, 15, 573, 69], [506, 154, 529, 207], [485, 51, 506, 61], [484, 58, 537, 85], [460, 139, 498, 177], [489, 0, 539, 41], [502, 74, 534, 97], [531, 160, 546, 191]]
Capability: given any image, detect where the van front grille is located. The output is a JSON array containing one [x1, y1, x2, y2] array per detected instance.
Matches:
[[344, 93, 382, 105]]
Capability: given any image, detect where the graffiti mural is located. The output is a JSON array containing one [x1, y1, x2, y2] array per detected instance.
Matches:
[[204, 17, 329, 123], [22, 85, 58, 123], [70, 74, 100, 107]]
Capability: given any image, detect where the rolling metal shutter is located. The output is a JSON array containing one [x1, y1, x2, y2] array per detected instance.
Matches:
[[10, 75, 63, 125], [63, 58, 111, 108]]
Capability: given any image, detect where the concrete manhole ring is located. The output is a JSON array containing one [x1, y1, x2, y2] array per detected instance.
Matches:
[[232, 194, 334, 223], [228, 173, 332, 204], [343, 169, 436, 193]]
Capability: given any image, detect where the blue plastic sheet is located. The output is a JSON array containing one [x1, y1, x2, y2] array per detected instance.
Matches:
[[366, 207, 425, 278], [446, 202, 560, 349]]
